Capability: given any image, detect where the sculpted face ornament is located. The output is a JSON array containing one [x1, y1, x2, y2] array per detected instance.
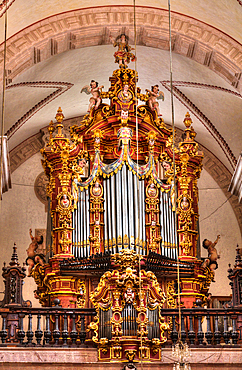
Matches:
[[61, 194, 70, 208], [148, 183, 157, 197], [124, 287, 135, 304], [92, 181, 102, 197], [78, 158, 86, 168], [181, 196, 189, 210], [162, 160, 172, 174]]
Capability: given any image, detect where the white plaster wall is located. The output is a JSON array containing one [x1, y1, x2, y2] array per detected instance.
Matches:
[[0, 153, 46, 307], [198, 170, 242, 297]]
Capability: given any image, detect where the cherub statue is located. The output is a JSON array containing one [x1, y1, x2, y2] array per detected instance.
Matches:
[[110, 34, 136, 68], [81, 80, 104, 112], [146, 85, 164, 116], [202, 234, 220, 272], [26, 229, 45, 276]]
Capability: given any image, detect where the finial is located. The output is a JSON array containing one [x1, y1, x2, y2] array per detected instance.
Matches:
[[55, 107, 64, 136], [48, 120, 55, 140], [227, 263, 233, 275], [9, 243, 19, 267], [183, 112, 192, 129], [235, 244, 241, 265]]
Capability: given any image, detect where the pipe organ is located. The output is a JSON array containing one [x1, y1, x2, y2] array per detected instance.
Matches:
[[38, 62, 207, 363]]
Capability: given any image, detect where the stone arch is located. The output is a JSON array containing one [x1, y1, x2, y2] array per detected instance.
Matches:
[[1, 6, 241, 91]]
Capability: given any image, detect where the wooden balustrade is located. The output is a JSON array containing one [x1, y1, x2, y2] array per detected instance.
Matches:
[[0, 305, 241, 347], [0, 302, 96, 347]]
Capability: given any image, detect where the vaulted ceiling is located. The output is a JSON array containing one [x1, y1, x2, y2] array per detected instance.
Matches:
[[0, 1, 242, 189]]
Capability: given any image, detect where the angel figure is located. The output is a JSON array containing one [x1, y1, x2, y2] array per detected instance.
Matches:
[[81, 80, 104, 112], [26, 229, 45, 276], [146, 85, 164, 117], [110, 34, 136, 68], [202, 234, 220, 272]]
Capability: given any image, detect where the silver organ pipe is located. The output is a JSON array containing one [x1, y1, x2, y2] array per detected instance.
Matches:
[[121, 165, 129, 245], [111, 175, 116, 254], [72, 160, 177, 259], [116, 169, 122, 252], [160, 189, 177, 259], [72, 188, 90, 258], [128, 169, 134, 250], [133, 172, 139, 253], [103, 179, 108, 251], [77, 196, 80, 258], [138, 179, 142, 255], [86, 189, 90, 257], [103, 164, 146, 254], [80, 189, 83, 257], [72, 208, 75, 256], [141, 180, 146, 255], [107, 177, 113, 253], [83, 190, 87, 256]]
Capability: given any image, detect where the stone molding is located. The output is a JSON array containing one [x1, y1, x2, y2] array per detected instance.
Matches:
[[5, 81, 73, 139], [0, 6, 241, 91], [0, 0, 15, 17], [9, 116, 242, 234], [0, 347, 241, 369]]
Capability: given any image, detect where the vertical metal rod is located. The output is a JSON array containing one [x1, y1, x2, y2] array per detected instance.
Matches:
[[168, 0, 180, 340], [0, 0, 8, 200]]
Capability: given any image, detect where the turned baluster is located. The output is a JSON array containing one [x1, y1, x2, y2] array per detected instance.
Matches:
[[62, 313, 69, 347], [223, 315, 230, 344], [188, 312, 195, 345], [26, 313, 34, 345], [231, 315, 239, 345], [170, 315, 178, 345], [70, 313, 78, 345], [214, 314, 221, 345], [0, 313, 8, 344], [181, 314, 186, 343], [35, 312, 43, 346], [17, 313, 25, 345], [79, 314, 86, 347], [44, 313, 52, 345], [53, 311, 61, 345], [197, 314, 204, 345], [205, 313, 213, 345]]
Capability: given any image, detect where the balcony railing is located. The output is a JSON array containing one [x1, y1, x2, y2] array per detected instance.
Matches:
[[0, 304, 241, 347]]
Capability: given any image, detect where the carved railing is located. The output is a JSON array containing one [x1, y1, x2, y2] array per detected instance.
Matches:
[[0, 300, 96, 346], [161, 307, 242, 346], [0, 305, 241, 347]]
